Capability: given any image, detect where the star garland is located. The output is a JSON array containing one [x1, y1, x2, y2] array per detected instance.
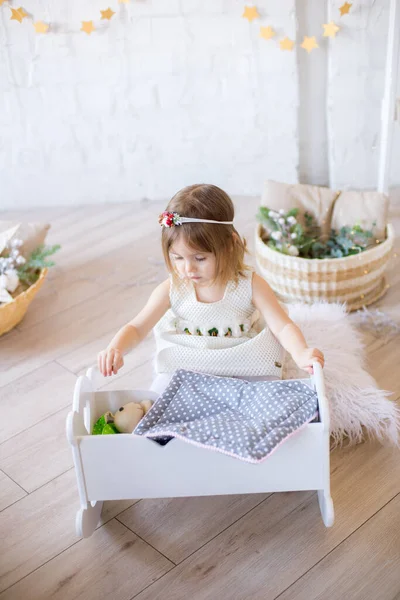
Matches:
[[242, 2, 352, 53], [1, 1, 353, 45], [1, 1, 123, 34]]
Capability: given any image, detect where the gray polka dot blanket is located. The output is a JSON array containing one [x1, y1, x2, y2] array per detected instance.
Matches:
[[134, 369, 319, 463]]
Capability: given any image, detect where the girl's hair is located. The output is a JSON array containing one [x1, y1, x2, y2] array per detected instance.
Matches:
[[161, 184, 249, 285]]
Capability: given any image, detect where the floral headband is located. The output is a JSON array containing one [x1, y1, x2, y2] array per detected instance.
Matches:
[[159, 211, 233, 228]]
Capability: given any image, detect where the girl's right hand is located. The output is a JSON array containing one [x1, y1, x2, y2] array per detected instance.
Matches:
[[97, 347, 124, 377]]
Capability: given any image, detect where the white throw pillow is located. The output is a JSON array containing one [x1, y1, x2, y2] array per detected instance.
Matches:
[[0, 221, 50, 257], [330, 190, 389, 240], [261, 180, 340, 237]]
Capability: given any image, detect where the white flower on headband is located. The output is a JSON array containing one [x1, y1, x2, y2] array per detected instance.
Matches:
[[158, 211, 182, 228]]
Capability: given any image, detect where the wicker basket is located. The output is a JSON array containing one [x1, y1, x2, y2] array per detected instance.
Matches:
[[0, 268, 48, 336], [255, 225, 395, 311]]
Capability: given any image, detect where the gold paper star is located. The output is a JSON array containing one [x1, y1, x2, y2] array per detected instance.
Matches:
[[81, 20, 95, 34], [242, 6, 260, 22], [301, 36, 319, 53], [323, 21, 340, 37], [339, 2, 352, 16], [34, 21, 49, 34], [101, 8, 115, 19], [260, 26, 275, 40], [10, 7, 27, 22], [279, 37, 295, 51]]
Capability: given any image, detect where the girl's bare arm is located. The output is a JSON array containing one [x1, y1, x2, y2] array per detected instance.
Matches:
[[98, 278, 170, 376], [252, 273, 324, 373]]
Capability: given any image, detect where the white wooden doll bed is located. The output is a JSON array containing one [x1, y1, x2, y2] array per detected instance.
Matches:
[[66, 363, 334, 538]]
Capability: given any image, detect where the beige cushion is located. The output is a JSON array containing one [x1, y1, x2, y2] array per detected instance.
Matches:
[[261, 180, 340, 236], [0, 221, 50, 257], [330, 191, 389, 240]]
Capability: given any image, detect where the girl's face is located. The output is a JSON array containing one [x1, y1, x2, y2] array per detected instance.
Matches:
[[169, 237, 217, 286]]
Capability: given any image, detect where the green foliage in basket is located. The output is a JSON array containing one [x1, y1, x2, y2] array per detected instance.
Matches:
[[257, 207, 378, 259], [1, 238, 61, 303], [17, 244, 61, 286]]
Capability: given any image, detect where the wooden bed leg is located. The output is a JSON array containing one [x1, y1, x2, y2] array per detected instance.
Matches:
[[318, 490, 334, 527], [76, 501, 104, 538]]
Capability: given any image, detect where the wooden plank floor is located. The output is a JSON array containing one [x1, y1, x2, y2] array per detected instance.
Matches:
[[0, 197, 399, 600]]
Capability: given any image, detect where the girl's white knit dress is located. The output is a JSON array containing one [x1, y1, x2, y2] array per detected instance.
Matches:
[[154, 269, 284, 379]]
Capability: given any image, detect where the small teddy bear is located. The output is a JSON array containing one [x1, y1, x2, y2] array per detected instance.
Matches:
[[92, 400, 153, 435]]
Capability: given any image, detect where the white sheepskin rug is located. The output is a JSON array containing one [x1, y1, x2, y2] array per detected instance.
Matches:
[[284, 302, 400, 448]]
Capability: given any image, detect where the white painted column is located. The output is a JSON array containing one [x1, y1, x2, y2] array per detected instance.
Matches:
[[377, 0, 400, 194], [295, 0, 329, 186], [327, 0, 391, 191]]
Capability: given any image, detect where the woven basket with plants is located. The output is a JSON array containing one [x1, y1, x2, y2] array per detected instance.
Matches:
[[0, 233, 60, 336], [255, 205, 394, 311]]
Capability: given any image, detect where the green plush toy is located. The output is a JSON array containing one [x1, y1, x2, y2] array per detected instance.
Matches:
[[92, 401, 153, 435], [92, 412, 119, 435]]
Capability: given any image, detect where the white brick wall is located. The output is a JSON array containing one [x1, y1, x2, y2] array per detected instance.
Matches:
[[0, 0, 398, 209]]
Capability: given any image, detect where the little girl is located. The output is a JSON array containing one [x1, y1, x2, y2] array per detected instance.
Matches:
[[98, 184, 324, 389]]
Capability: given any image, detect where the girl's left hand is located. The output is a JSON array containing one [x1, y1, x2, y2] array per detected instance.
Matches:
[[294, 347, 324, 374]]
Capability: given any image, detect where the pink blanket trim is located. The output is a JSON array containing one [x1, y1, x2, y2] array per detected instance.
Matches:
[[133, 410, 319, 464]]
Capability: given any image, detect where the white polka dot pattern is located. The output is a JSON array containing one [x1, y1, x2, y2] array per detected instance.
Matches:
[[134, 369, 319, 463]]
